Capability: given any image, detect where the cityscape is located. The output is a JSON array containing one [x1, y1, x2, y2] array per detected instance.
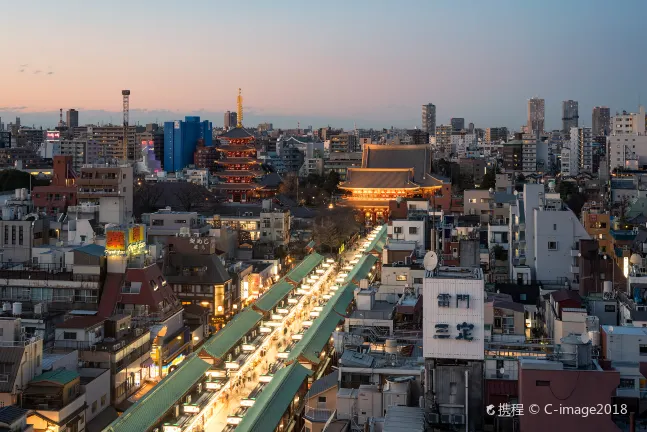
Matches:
[[1, 1, 647, 432]]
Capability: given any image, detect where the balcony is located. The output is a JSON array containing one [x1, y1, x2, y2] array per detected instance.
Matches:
[[304, 406, 335, 422], [570, 265, 580, 274]]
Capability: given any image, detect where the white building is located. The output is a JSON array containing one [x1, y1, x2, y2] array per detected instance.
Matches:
[[423, 266, 484, 360], [77, 164, 134, 225], [608, 106, 647, 171], [509, 184, 590, 287], [259, 200, 291, 246], [388, 219, 426, 258], [562, 127, 593, 176]]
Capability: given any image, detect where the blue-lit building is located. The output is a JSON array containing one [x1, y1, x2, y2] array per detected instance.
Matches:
[[164, 116, 213, 172]]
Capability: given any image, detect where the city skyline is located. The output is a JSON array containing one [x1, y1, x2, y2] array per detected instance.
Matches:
[[1, 0, 646, 129]]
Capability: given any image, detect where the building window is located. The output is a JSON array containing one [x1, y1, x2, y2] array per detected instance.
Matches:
[[101, 394, 107, 406], [520, 294, 527, 301], [408, 227, 418, 235], [536, 380, 550, 386], [396, 275, 407, 281], [92, 401, 98, 413], [468, 199, 476, 203], [604, 305, 616, 312], [413, 278, 423, 284], [393, 227, 402, 234], [640, 345, 647, 356], [548, 241, 558, 251], [553, 224, 557, 231], [63, 332, 77, 340], [318, 396, 327, 403]]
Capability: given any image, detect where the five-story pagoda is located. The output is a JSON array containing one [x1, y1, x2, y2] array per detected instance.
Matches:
[[215, 89, 264, 202]]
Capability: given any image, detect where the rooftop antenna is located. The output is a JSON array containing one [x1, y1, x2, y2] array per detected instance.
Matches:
[[236, 88, 243, 128]]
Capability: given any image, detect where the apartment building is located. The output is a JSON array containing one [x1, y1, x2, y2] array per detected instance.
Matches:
[[76, 164, 133, 224], [608, 106, 647, 171], [259, 201, 291, 246]]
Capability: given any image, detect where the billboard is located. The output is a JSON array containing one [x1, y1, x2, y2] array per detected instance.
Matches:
[[46, 131, 60, 140], [129, 225, 144, 244], [106, 230, 126, 252]]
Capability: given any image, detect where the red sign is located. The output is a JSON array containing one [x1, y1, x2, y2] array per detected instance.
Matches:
[[106, 231, 126, 251]]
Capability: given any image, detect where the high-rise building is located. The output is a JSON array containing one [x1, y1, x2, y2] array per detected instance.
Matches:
[[562, 126, 592, 176], [422, 104, 436, 136], [66, 109, 79, 129], [224, 111, 237, 130], [592, 106, 611, 137], [164, 116, 213, 172], [561, 100, 579, 136], [608, 106, 647, 171], [468, 122, 474, 134], [434, 125, 453, 154], [450, 117, 465, 132], [527, 97, 545, 137]]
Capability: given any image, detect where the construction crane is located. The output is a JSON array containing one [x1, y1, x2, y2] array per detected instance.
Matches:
[[122, 90, 130, 161], [236, 88, 243, 128]]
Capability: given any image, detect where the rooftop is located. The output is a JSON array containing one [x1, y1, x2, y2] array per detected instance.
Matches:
[[425, 266, 484, 280], [0, 406, 29, 425], [56, 315, 105, 330], [601, 325, 647, 336], [31, 369, 79, 386]]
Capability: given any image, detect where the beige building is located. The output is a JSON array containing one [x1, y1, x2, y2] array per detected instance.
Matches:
[[77, 164, 134, 224], [303, 373, 339, 432]]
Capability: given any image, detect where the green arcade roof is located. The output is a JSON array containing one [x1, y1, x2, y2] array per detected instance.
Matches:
[[285, 253, 324, 283], [345, 254, 378, 284], [201, 308, 263, 359], [253, 280, 294, 312]]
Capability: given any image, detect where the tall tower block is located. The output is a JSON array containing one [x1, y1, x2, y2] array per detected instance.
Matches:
[[122, 90, 130, 160]]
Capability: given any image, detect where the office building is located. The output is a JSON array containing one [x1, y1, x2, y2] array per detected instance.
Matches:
[[422, 103, 436, 136], [485, 127, 508, 144], [592, 106, 611, 137], [450, 117, 465, 132], [75, 125, 138, 161], [561, 100, 579, 137], [224, 111, 237, 130], [66, 109, 79, 128], [164, 116, 213, 172], [435, 124, 453, 154], [527, 97, 545, 137]]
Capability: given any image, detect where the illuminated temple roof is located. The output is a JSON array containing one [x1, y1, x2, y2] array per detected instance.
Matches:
[[340, 168, 420, 189], [339, 144, 446, 190]]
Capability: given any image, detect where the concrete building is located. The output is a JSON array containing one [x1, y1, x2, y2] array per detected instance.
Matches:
[[434, 125, 453, 154], [73, 125, 138, 161], [141, 208, 211, 245], [327, 134, 360, 153], [422, 103, 436, 136], [76, 163, 133, 225], [388, 219, 426, 258], [323, 152, 362, 181], [259, 200, 291, 246], [592, 106, 611, 137], [608, 106, 647, 171], [509, 183, 591, 286], [423, 266, 484, 431], [561, 100, 579, 137], [463, 189, 492, 222], [527, 97, 545, 137], [32, 155, 77, 216], [59, 136, 101, 171], [66, 109, 79, 129]]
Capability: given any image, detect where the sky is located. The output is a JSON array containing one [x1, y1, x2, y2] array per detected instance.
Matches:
[[1, 0, 646, 130]]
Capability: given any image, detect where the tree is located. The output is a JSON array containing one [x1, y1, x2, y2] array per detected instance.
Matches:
[[323, 170, 341, 196], [0, 169, 49, 192], [480, 169, 496, 190], [313, 206, 360, 254], [133, 182, 164, 217], [278, 173, 299, 198], [172, 182, 213, 212]]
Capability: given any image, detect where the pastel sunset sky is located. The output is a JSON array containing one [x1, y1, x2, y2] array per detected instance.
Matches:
[[1, 0, 646, 129]]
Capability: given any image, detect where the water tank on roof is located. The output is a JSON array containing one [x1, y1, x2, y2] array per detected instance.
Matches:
[[21, 188, 27, 200], [588, 331, 600, 347], [2, 302, 11, 313], [385, 339, 398, 355], [603, 281, 612, 294], [12, 302, 22, 316], [559, 334, 591, 368]]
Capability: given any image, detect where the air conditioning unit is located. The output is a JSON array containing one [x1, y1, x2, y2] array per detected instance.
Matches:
[[426, 413, 439, 424], [440, 414, 452, 424], [452, 414, 466, 424]]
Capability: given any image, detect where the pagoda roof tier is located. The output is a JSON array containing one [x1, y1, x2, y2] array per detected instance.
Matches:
[[339, 168, 421, 190], [217, 158, 260, 165], [216, 170, 265, 177], [213, 183, 263, 191], [220, 127, 255, 140], [216, 145, 257, 152]]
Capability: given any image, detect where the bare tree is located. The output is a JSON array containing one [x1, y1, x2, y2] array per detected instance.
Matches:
[[172, 183, 213, 212], [133, 182, 164, 217], [278, 173, 299, 199]]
